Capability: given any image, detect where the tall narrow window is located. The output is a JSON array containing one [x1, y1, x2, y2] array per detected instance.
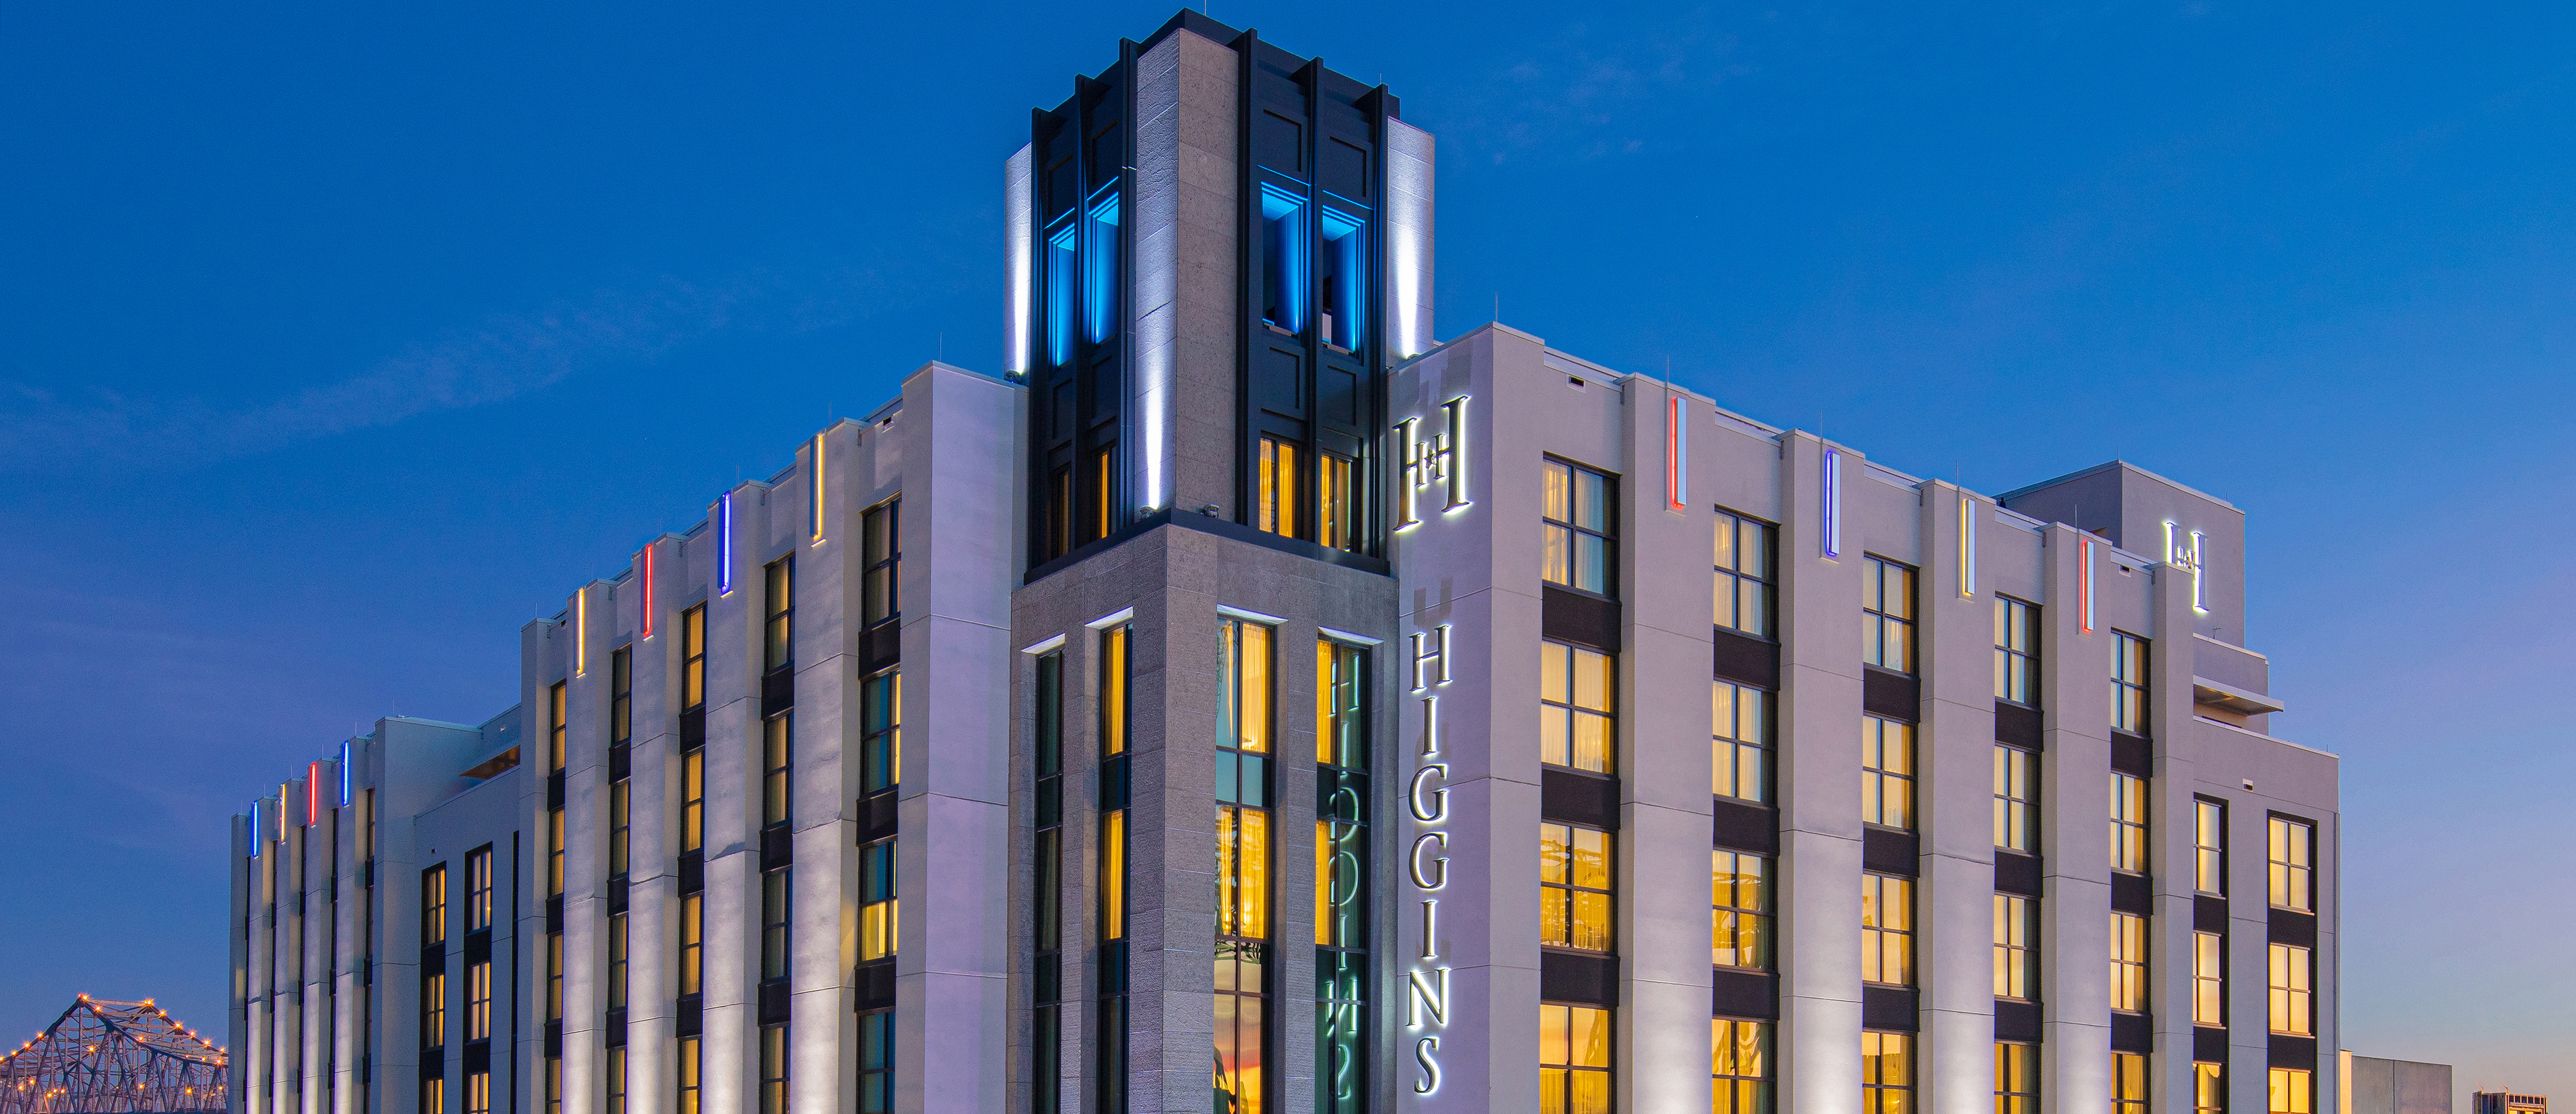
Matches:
[[1539, 1004, 1611, 1114], [681, 749, 704, 856], [2268, 943, 2312, 1035], [547, 669, 567, 1066], [2195, 1064, 2225, 1114], [675, 1037, 703, 1114], [2111, 911, 2149, 1013], [758, 1025, 788, 1114], [1712, 680, 1772, 804], [2268, 817, 2312, 912], [1713, 510, 1776, 638], [1314, 640, 1370, 1114], [1257, 436, 1300, 539], [856, 1009, 894, 1114], [1540, 641, 1615, 774], [544, 1059, 561, 1114], [1861, 875, 1914, 986], [1318, 205, 1364, 351], [761, 871, 791, 984], [610, 645, 632, 745], [2194, 931, 2225, 1026], [1860, 1032, 1912, 1114], [1089, 446, 1116, 544], [2196, 800, 2227, 895], [765, 558, 794, 673], [1096, 624, 1131, 1114], [1317, 452, 1357, 552], [601, 1053, 623, 1114], [1542, 459, 1614, 595], [678, 892, 701, 997], [2111, 773, 2149, 874], [420, 969, 446, 1051], [464, 850, 490, 932], [421, 865, 447, 946], [862, 668, 901, 796], [465, 958, 491, 1041], [1711, 1019, 1771, 1114], [1711, 850, 1771, 970], [422, 1078, 445, 1114], [1045, 219, 1076, 365], [466, 1071, 491, 1114], [2114, 1053, 2150, 1114], [1541, 822, 1614, 953], [1862, 557, 1917, 672], [1083, 188, 1120, 345], [862, 499, 900, 628], [763, 714, 792, 830], [2267, 1069, 2312, 1114], [1862, 716, 1915, 830], [681, 605, 707, 711], [1996, 1043, 2038, 1114], [609, 778, 630, 880], [609, 646, 632, 881], [858, 838, 897, 961], [547, 809, 566, 897], [2112, 633, 2149, 734], [1993, 895, 2037, 1000], [1214, 618, 1273, 1114], [545, 932, 563, 1024], [1993, 744, 2037, 852], [1259, 184, 1307, 334], [606, 912, 628, 1013], [1994, 596, 2038, 704], [1033, 651, 1065, 1114], [549, 680, 568, 773]]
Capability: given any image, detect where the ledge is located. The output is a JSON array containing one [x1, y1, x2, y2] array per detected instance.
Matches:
[[2193, 675, 2286, 716]]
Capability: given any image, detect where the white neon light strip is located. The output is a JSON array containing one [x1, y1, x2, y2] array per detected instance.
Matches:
[[717, 493, 734, 596], [1959, 494, 1976, 598], [1666, 394, 1687, 511], [1822, 448, 1842, 559], [2080, 536, 2097, 634]]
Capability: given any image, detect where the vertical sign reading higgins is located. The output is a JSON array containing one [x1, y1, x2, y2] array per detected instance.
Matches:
[[1406, 622, 1451, 1095]]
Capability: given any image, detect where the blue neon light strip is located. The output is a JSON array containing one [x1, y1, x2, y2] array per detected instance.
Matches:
[[339, 741, 353, 807], [1046, 221, 1077, 366], [718, 492, 734, 596]]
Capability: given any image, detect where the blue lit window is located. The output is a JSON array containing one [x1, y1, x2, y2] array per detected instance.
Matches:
[[1045, 220, 1077, 366], [1084, 188, 1121, 345], [1260, 183, 1308, 334], [1319, 205, 1365, 351]]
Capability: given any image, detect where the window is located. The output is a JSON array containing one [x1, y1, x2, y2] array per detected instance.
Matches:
[[2195, 1064, 2225, 1114], [421, 865, 447, 946], [1714, 511, 1776, 638], [1099, 624, 1131, 946], [1862, 716, 1915, 830], [2111, 772, 2149, 874], [678, 894, 702, 997], [2115, 1053, 2149, 1114], [1712, 1019, 1772, 1114], [1711, 850, 1771, 970], [422, 1078, 445, 1114], [1034, 651, 1066, 1114], [680, 748, 704, 855], [681, 605, 706, 711], [763, 714, 792, 829], [1994, 596, 2038, 704], [610, 645, 632, 746], [465, 960, 491, 1040], [1542, 823, 1614, 952], [1259, 183, 1307, 334], [1713, 681, 1772, 804], [675, 1038, 701, 1114], [1318, 452, 1357, 553], [761, 871, 791, 983], [1861, 874, 1914, 985], [1257, 436, 1301, 539], [545, 932, 563, 1021], [1860, 1032, 1912, 1114], [1214, 618, 1272, 1114], [606, 912, 627, 1011], [544, 1058, 561, 1114], [1993, 895, 2036, 1000], [1542, 459, 1614, 595], [758, 1025, 788, 1114], [2112, 633, 2149, 734], [1318, 204, 1365, 351], [1996, 1043, 2037, 1114], [609, 778, 630, 879], [859, 838, 897, 962], [2267, 943, 2311, 1035], [1539, 1004, 1611, 1114], [862, 668, 901, 795], [764, 557, 793, 672], [2267, 1069, 2312, 1114], [1993, 745, 2037, 852], [420, 969, 445, 1050], [466, 1071, 491, 1114], [1089, 446, 1115, 544], [1862, 558, 1917, 673], [857, 1009, 894, 1114], [862, 499, 900, 628], [547, 808, 566, 897], [1540, 641, 1615, 774], [1315, 639, 1370, 1114], [2111, 912, 2149, 1013], [2196, 800, 2226, 895], [1045, 219, 1076, 366], [2268, 817, 2312, 912], [1083, 188, 1119, 345], [548, 680, 568, 772], [2193, 931, 2225, 1026], [601, 1052, 622, 1114]]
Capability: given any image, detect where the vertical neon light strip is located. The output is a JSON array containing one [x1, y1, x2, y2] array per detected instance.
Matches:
[[249, 801, 261, 856], [574, 587, 588, 676], [2190, 530, 2207, 612], [1958, 494, 1976, 598], [810, 434, 826, 545], [339, 741, 353, 807], [640, 543, 656, 640], [306, 765, 320, 826], [2080, 536, 2097, 634], [1822, 448, 1842, 559], [1665, 395, 1687, 511], [718, 492, 734, 596]]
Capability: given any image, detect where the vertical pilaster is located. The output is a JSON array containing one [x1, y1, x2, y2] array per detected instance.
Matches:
[[1917, 482, 1997, 1113]]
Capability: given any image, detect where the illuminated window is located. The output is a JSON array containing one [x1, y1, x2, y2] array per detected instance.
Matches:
[[545, 931, 562, 1022], [606, 912, 627, 1011], [2112, 633, 2149, 734], [764, 557, 793, 673], [1993, 895, 2037, 1000], [1541, 822, 1614, 953], [1542, 459, 1615, 595], [1861, 1032, 1912, 1114], [862, 668, 901, 796], [419, 969, 445, 1051], [1711, 850, 1771, 970], [1714, 510, 1777, 638], [678, 893, 702, 997], [610, 645, 631, 745], [1260, 183, 1307, 335], [1083, 188, 1120, 345], [465, 1071, 490, 1114], [463, 849, 490, 932], [862, 499, 900, 628], [758, 1025, 788, 1114], [761, 871, 791, 984], [1319, 205, 1365, 351], [1045, 219, 1075, 367], [421, 1078, 444, 1114], [2268, 817, 2312, 912], [2112, 773, 2149, 874], [2194, 931, 2225, 1026], [1257, 436, 1301, 539], [1996, 1042, 2037, 1114], [2111, 912, 2149, 1013], [1315, 639, 1370, 1114], [1713, 680, 1772, 804], [1993, 745, 2037, 852], [2195, 1064, 2225, 1114], [2268, 943, 2311, 1035], [857, 1009, 894, 1114], [1712, 1019, 1772, 1114], [1318, 452, 1357, 552], [547, 808, 565, 898], [548, 681, 568, 772], [2115, 1053, 2149, 1114], [1540, 1004, 1612, 1114], [1099, 624, 1131, 945], [763, 714, 792, 829], [859, 838, 897, 962], [1862, 558, 1917, 673], [675, 1039, 700, 1114], [681, 605, 706, 711], [1861, 874, 1914, 986], [609, 778, 630, 880], [601, 1052, 621, 1114], [2196, 800, 2226, 896], [544, 1057, 560, 1114], [1994, 596, 2038, 704], [1089, 445, 1115, 543], [465, 960, 491, 1041], [2267, 1068, 2312, 1114], [1541, 641, 1616, 774], [1214, 617, 1273, 1114], [421, 865, 447, 946], [680, 748, 703, 855], [1862, 716, 1915, 830]]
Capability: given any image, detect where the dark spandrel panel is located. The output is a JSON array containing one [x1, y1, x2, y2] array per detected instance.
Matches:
[[1710, 797, 1778, 856], [762, 668, 793, 717], [1862, 827, 1919, 877], [1710, 627, 1778, 688], [1034, 953, 1061, 1007], [463, 931, 490, 966], [1540, 768, 1619, 832], [1255, 109, 1303, 175], [1994, 851, 2043, 897], [542, 1020, 561, 1059], [1541, 586, 1621, 653], [861, 623, 899, 676], [2194, 1026, 2228, 1064], [607, 877, 627, 914], [1540, 951, 1618, 1007], [1098, 940, 1128, 995], [1862, 668, 1919, 722], [1995, 701, 2043, 749], [602, 1010, 626, 1050], [420, 944, 446, 975], [2111, 730, 2153, 776], [679, 708, 705, 749], [760, 826, 793, 873], [2269, 909, 2318, 948], [1321, 137, 1368, 200], [2269, 1035, 2318, 1070], [1860, 985, 1917, 1032], [546, 895, 563, 934], [1994, 999, 2041, 1042], [421, 1046, 444, 1079], [678, 852, 704, 896], [855, 960, 896, 1012], [2112, 872, 2153, 915], [1321, 367, 1359, 426], [2196, 895, 2228, 933], [1258, 344, 1305, 419], [675, 995, 702, 1038], [1711, 968, 1778, 1021], [1100, 754, 1130, 811], [463, 1041, 491, 1073], [2112, 1011, 2154, 1053], [758, 981, 790, 1027], [548, 769, 566, 810], [609, 743, 630, 782], [860, 791, 899, 844]]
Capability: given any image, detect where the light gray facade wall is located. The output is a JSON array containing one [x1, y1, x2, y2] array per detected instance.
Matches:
[[2349, 1054, 2455, 1114]]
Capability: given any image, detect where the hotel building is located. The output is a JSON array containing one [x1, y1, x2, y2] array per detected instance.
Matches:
[[226, 11, 2341, 1114]]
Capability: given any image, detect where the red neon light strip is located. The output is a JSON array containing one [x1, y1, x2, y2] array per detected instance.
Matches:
[[306, 763, 321, 825], [640, 543, 655, 639]]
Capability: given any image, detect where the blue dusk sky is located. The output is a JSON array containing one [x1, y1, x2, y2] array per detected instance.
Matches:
[[3, 0, 2570, 1098]]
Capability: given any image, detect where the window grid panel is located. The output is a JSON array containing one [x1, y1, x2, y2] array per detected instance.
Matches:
[[1542, 822, 1615, 953], [2195, 800, 2226, 896], [1711, 1019, 1772, 1114], [1540, 641, 1617, 774], [1542, 459, 1616, 595], [1713, 511, 1777, 638], [2110, 912, 2149, 1013], [2193, 931, 2225, 1026], [1861, 874, 1914, 986], [1860, 1032, 1911, 1114], [1711, 851, 1772, 971], [1993, 745, 2037, 853], [1862, 716, 1915, 830], [2114, 1053, 2150, 1114], [2112, 633, 2149, 734], [1992, 895, 2036, 1001], [1862, 558, 1917, 673], [2268, 943, 2312, 1036], [1993, 596, 2039, 704], [1713, 681, 1773, 804], [2111, 773, 2149, 874], [2268, 817, 2313, 911], [1995, 1042, 2038, 1114], [1540, 1005, 1613, 1114]]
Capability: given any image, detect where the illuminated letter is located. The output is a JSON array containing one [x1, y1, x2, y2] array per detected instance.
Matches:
[[1413, 1036, 1443, 1095], [1418, 694, 1440, 758], [1419, 899, 1439, 960], [1408, 832, 1449, 890], [1408, 765, 1450, 823], [1395, 417, 1422, 530], [1440, 396, 1470, 511], [1406, 967, 1450, 1029]]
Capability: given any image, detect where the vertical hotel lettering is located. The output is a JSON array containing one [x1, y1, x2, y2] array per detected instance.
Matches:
[[1406, 621, 1450, 1095]]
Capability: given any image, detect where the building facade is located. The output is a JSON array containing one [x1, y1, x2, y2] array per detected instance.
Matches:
[[226, 11, 2340, 1114]]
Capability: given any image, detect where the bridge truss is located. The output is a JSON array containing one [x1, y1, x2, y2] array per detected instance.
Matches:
[[0, 997, 226, 1114]]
